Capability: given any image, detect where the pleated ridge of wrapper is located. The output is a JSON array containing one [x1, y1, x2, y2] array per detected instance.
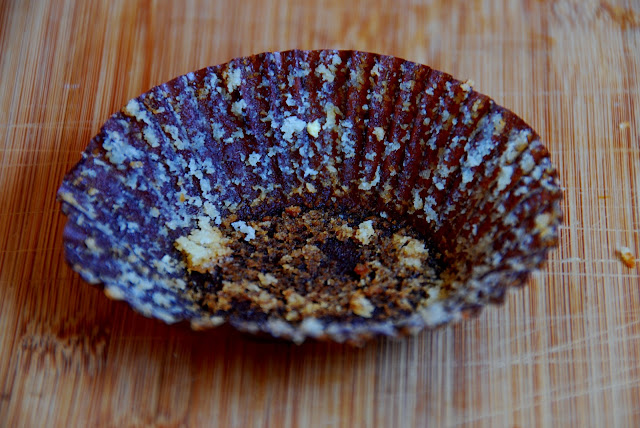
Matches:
[[57, 50, 562, 344]]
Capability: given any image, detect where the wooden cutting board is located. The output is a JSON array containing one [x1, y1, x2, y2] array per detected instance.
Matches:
[[1, 0, 639, 426]]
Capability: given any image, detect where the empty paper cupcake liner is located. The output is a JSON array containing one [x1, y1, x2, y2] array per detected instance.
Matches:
[[58, 50, 562, 344]]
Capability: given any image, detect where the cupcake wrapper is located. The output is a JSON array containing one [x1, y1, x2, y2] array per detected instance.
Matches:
[[58, 50, 563, 344]]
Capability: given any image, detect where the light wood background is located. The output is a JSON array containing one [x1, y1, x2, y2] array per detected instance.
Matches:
[[1, 0, 639, 426]]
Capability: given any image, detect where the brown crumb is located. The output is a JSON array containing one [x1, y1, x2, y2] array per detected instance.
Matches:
[[285, 205, 302, 217], [617, 246, 636, 268], [350, 291, 374, 318], [619, 121, 630, 130], [185, 205, 444, 323], [354, 263, 370, 277]]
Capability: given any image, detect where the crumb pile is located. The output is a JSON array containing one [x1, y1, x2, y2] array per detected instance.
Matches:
[[178, 205, 444, 324]]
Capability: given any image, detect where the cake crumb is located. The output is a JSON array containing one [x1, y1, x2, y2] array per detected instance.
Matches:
[[350, 292, 374, 318], [461, 79, 474, 92], [258, 272, 279, 286], [247, 152, 261, 166], [619, 121, 630, 130], [354, 263, 370, 277], [84, 237, 103, 255], [393, 234, 429, 269], [373, 127, 385, 142], [355, 220, 375, 245], [281, 116, 307, 142], [617, 246, 636, 268], [307, 119, 321, 138], [283, 288, 306, 307], [231, 220, 256, 241], [285, 205, 302, 217], [335, 224, 354, 240], [175, 221, 232, 273], [305, 182, 317, 193], [104, 286, 126, 301]]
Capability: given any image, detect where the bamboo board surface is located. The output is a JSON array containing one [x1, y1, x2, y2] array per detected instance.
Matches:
[[1, 0, 639, 426]]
